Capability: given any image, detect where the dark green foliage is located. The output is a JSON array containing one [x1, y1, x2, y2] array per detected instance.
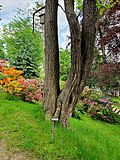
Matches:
[[6, 93, 20, 101], [0, 40, 5, 59], [86, 49, 103, 88], [14, 52, 39, 78], [60, 49, 70, 81], [72, 102, 85, 119], [1, 18, 43, 78]]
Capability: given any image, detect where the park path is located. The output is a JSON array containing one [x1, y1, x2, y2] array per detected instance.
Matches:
[[0, 140, 29, 160], [0, 140, 40, 160]]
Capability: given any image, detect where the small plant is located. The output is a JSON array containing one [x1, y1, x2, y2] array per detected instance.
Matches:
[[72, 102, 86, 119]]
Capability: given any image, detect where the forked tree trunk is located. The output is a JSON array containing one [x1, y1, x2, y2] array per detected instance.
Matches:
[[54, 0, 96, 127], [44, 0, 96, 127]]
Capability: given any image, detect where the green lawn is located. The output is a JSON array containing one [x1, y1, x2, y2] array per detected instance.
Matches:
[[112, 97, 120, 109], [0, 91, 120, 160]]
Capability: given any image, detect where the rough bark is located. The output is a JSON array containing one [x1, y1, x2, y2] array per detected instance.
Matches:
[[80, 0, 97, 90], [54, 0, 97, 127], [53, 0, 81, 127], [44, 0, 97, 127], [44, 0, 60, 119]]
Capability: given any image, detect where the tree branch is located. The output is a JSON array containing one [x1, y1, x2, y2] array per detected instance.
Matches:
[[58, 4, 65, 13], [33, 6, 45, 32]]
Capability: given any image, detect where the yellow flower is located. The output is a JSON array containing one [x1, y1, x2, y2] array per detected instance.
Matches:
[[9, 90, 13, 95]]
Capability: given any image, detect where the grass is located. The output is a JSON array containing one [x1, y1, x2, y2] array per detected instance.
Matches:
[[111, 97, 120, 109], [0, 90, 120, 160]]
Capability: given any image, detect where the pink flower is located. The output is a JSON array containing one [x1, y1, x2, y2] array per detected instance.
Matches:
[[29, 92, 33, 96], [87, 100, 91, 105], [94, 111, 97, 115], [39, 94, 43, 100], [83, 100, 86, 103], [15, 94, 20, 96], [31, 79, 36, 84], [25, 97, 30, 101]]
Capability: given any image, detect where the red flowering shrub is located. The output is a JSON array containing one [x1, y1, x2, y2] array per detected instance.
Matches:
[[17, 79, 43, 103]]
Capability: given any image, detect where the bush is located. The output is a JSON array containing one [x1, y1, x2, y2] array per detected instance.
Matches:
[[87, 100, 116, 123], [60, 80, 66, 89], [0, 66, 43, 104], [73, 87, 117, 123], [60, 49, 70, 81], [0, 66, 23, 94], [72, 102, 86, 119], [81, 86, 102, 101], [17, 79, 43, 103]]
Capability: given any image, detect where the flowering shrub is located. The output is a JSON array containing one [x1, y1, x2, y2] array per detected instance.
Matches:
[[87, 99, 116, 123], [79, 86, 102, 111], [81, 86, 102, 101], [0, 66, 23, 94], [17, 79, 43, 103], [0, 65, 43, 103], [72, 102, 85, 119], [73, 86, 117, 123]]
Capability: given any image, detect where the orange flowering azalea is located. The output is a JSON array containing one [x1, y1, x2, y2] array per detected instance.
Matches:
[[0, 66, 23, 95]]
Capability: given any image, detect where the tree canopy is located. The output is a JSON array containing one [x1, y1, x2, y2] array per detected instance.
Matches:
[[0, 17, 43, 78]]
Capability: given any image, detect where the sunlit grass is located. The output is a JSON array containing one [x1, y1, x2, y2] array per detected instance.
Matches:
[[0, 90, 120, 160], [112, 97, 120, 109]]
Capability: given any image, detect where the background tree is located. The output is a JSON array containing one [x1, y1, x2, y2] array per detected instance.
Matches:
[[96, 63, 120, 94], [1, 18, 43, 78], [87, 1, 120, 95], [60, 49, 70, 82], [99, 1, 120, 62], [86, 49, 103, 88], [87, 52, 120, 96], [0, 40, 5, 59]]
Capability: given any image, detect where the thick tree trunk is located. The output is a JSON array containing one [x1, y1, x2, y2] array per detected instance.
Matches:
[[53, 0, 81, 127], [80, 0, 96, 90], [44, 0, 60, 119], [54, 0, 96, 127], [44, 0, 96, 127]]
